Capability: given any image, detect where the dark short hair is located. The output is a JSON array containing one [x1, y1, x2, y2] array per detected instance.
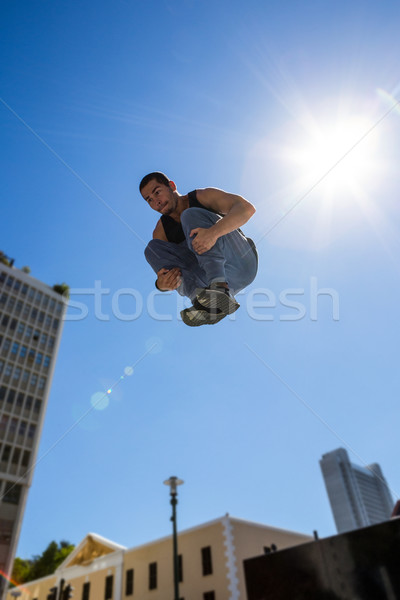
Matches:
[[139, 172, 170, 193]]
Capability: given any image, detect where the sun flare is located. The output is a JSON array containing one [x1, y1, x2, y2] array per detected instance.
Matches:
[[287, 115, 380, 196]]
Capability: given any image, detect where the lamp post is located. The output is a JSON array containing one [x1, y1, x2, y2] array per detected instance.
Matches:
[[10, 591, 22, 598], [164, 476, 184, 600]]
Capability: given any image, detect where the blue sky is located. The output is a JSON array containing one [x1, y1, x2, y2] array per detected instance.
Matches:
[[2, 0, 400, 558]]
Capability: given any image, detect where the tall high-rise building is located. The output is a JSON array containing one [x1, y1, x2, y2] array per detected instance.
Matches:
[[320, 447, 394, 533], [0, 259, 67, 598]]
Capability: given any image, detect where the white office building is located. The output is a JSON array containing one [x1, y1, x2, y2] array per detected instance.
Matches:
[[320, 447, 394, 533], [0, 259, 67, 599]]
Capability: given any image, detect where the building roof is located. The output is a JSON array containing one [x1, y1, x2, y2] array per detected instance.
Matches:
[[57, 533, 126, 571]]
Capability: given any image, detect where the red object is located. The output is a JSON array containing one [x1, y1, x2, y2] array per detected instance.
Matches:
[[391, 500, 400, 517]]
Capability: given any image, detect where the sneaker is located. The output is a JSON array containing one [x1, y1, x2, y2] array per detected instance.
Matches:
[[196, 283, 240, 315], [180, 298, 227, 327]]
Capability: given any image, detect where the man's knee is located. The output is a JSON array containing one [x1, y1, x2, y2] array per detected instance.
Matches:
[[144, 239, 165, 264], [180, 207, 220, 229]]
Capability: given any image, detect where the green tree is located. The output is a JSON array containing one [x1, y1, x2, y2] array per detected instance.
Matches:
[[11, 557, 32, 585], [12, 540, 75, 585], [0, 251, 11, 266], [52, 283, 70, 299]]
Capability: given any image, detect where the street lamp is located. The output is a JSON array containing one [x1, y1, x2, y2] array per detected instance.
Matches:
[[164, 476, 184, 600], [10, 590, 22, 598]]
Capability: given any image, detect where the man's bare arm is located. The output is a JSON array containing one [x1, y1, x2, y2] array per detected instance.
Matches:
[[153, 219, 168, 241], [197, 187, 256, 235], [190, 188, 256, 254]]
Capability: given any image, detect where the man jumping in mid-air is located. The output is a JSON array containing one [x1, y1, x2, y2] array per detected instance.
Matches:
[[140, 172, 258, 326]]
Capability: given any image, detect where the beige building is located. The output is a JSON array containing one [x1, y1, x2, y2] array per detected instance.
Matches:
[[7, 516, 311, 600], [0, 260, 67, 600]]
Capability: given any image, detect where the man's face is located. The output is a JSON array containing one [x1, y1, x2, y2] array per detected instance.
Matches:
[[141, 179, 177, 215]]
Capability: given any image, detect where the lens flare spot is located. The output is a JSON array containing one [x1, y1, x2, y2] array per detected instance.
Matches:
[[124, 366, 134, 376], [90, 391, 109, 411]]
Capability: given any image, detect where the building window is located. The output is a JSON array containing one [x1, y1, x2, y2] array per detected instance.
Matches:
[[105, 574, 113, 600], [18, 422, 27, 442], [21, 370, 30, 386], [125, 568, 134, 596], [13, 367, 22, 382], [0, 415, 9, 434], [7, 297, 16, 312], [201, 547, 213, 576], [1, 443, 11, 462], [3, 482, 21, 504], [82, 581, 90, 600], [21, 450, 30, 468], [25, 395, 33, 412], [178, 554, 183, 583], [0, 517, 15, 543], [30, 374, 38, 389], [11, 447, 21, 465], [203, 592, 215, 600], [149, 562, 157, 590], [6, 389, 16, 407]]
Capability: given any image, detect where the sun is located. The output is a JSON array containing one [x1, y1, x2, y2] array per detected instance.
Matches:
[[286, 114, 381, 197], [242, 102, 389, 249]]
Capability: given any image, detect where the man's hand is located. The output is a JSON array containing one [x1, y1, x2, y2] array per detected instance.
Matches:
[[190, 227, 219, 254], [156, 267, 182, 291]]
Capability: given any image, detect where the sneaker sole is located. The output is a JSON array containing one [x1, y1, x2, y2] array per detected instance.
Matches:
[[196, 288, 240, 315], [180, 308, 227, 327]]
